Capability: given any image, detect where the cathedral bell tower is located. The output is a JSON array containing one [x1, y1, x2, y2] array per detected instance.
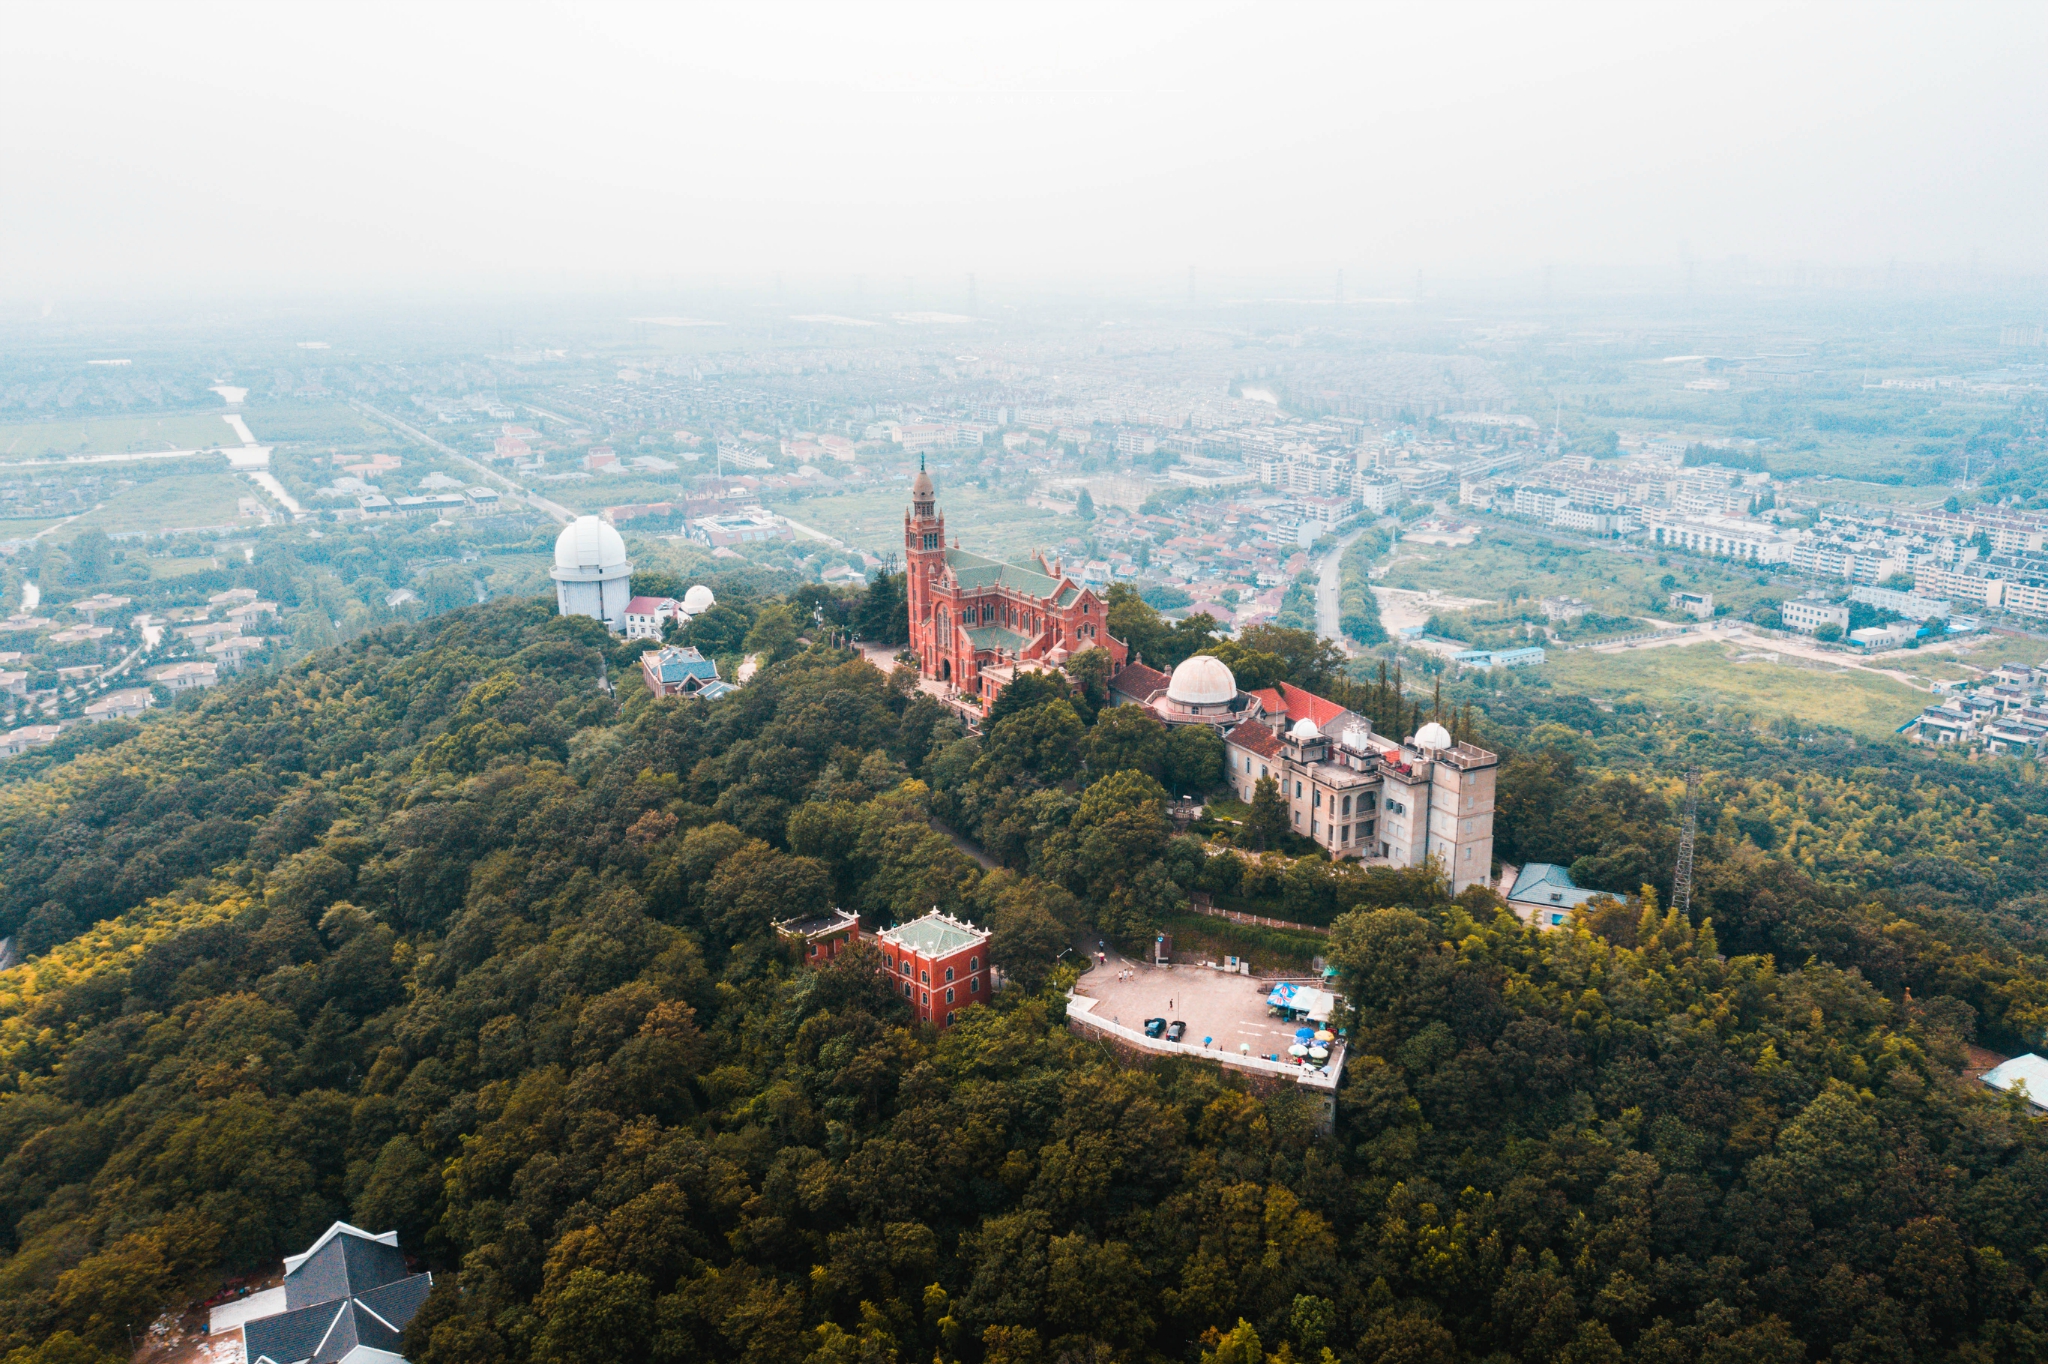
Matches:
[[905, 455, 945, 668]]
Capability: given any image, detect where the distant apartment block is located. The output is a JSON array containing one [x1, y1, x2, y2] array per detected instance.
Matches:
[[1645, 513, 1793, 563], [690, 508, 791, 547], [1453, 646, 1545, 670], [1791, 541, 1907, 585], [1781, 596, 1851, 634], [83, 688, 155, 722], [1848, 586, 1950, 621], [1355, 476, 1398, 513], [1512, 487, 1566, 521], [2003, 581, 2048, 617], [1511, 487, 1622, 536], [1914, 566, 2006, 610], [0, 724, 61, 758], [147, 661, 219, 691]]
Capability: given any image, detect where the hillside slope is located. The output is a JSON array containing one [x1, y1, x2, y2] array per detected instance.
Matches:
[[0, 599, 2043, 1363]]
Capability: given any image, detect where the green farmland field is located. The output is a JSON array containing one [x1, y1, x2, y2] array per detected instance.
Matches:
[[0, 413, 241, 459], [1543, 638, 1928, 739]]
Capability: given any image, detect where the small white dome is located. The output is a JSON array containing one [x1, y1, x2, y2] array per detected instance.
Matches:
[[682, 584, 715, 614], [1166, 654, 1237, 706], [554, 516, 628, 572], [1290, 717, 1321, 742], [1414, 721, 1453, 750]]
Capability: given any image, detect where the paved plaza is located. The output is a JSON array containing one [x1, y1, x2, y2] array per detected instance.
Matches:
[[1074, 956, 1326, 1061]]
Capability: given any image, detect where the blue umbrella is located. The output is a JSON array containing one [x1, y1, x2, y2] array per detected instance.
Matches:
[[1295, 1026, 1315, 1040]]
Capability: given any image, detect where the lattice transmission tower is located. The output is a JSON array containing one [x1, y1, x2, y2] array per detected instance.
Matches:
[[1672, 766, 1700, 915]]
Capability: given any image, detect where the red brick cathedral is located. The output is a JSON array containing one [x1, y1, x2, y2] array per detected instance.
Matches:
[[905, 458, 1126, 702]]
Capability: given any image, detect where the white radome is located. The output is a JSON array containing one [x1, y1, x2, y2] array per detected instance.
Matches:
[[553, 516, 628, 572], [1414, 721, 1453, 750], [1166, 654, 1237, 706], [682, 584, 715, 614], [1290, 717, 1321, 742]]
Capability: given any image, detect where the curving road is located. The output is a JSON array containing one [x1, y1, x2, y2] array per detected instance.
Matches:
[[1314, 526, 1369, 653]]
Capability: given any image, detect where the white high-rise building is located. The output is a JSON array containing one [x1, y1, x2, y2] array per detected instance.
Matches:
[[552, 516, 633, 630]]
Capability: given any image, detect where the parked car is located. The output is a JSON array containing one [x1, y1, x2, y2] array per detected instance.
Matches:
[[1166, 1020, 1187, 1042], [1143, 1017, 1167, 1038]]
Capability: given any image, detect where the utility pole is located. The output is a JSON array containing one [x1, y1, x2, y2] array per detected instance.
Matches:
[[1672, 766, 1699, 916]]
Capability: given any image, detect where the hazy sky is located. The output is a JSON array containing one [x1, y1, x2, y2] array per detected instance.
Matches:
[[3, 0, 2042, 300]]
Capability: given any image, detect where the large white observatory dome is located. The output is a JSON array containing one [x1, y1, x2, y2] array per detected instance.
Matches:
[[682, 584, 716, 615], [1414, 721, 1453, 750], [1166, 654, 1237, 706], [554, 516, 628, 573], [551, 515, 633, 631]]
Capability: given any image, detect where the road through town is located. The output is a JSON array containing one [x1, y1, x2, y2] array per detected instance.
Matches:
[[352, 401, 575, 525], [1314, 526, 1369, 653]]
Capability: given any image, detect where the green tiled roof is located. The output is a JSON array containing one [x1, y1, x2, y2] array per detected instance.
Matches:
[[945, 548, 1063, 599], [880, 913, 988, 957], [965, 625, 1030, 653], [1055, 585, 1081, 607]]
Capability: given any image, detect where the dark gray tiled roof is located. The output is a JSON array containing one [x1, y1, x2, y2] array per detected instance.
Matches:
[[285, 1230, 411, 1310], [244, 1300, 349, 1364], [357, 1273, 434, 1334], [244, 1282, 431, 1364], [244, 1222, 432, 1363]]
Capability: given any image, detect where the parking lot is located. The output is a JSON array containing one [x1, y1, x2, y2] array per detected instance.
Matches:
[[1074, 956, 1323, 1060]]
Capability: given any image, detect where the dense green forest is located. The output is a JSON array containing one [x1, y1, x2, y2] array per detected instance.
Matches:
[[0, 588, 2046, 1363]]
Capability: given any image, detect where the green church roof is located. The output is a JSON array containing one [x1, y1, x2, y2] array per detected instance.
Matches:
[[965, 625, 1030, 653], [944, 548, 1063, 599], [879, 912, 988, 957]]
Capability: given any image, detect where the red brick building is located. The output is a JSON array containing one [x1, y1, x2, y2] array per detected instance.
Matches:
[[875, 911, 992, 1029], [774, 908, 861, 962], [905, 459, 1126, 702]]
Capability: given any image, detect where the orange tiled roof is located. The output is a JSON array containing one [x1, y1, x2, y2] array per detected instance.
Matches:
[[1227, 722, 1284, 759], [1111, 663, 1170, 699], [1245, 681, 1348, 730]]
